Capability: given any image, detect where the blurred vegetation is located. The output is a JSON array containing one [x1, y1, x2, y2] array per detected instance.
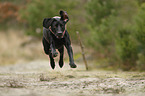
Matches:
[[86, 0, 145, 71], [19, 0, 87, 38], [0, 0, 145, 71]]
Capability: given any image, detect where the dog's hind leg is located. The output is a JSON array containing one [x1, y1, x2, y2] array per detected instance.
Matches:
[[58, 46, 64, 68]]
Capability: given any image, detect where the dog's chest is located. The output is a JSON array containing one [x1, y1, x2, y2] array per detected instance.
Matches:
[[53, 38, 65, 49]]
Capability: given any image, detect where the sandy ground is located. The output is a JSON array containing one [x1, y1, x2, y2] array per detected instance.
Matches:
[[0, 60, 145, 96]]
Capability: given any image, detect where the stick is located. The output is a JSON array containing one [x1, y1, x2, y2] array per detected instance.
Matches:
[[76, 31, 88, 70]]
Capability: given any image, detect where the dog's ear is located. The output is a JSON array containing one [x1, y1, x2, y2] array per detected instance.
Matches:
[[43, 18, 53, 28], [60, 10, 69, 23]]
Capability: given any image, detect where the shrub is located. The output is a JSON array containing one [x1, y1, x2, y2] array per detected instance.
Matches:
[[86, 0, 142, 71], [134, 3, 145, 71], [116, 28, 138, 70]]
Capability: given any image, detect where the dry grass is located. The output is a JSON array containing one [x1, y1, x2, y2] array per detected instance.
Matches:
[[0, 29, 92, 66], [0, 29, 46, 65]]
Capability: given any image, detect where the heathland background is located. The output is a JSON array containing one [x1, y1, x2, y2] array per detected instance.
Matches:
[[0, 0, 145, 71]]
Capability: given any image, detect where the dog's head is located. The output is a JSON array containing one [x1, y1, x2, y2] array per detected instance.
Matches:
[[43, 10, 69, 38]]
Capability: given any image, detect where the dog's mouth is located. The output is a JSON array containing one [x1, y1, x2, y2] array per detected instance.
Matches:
[[56, 35, 63, 39], [56, 32, 64, 38]]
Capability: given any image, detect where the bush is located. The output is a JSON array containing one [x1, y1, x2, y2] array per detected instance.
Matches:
[[0, 2, 19, 29], [86, 0, 117, 53], [116, 28, 138, 70], [134, 3, 145, 71], [86, 0, 143, 71]]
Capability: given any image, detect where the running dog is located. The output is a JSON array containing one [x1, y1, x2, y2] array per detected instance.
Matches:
[[42, 10, 77, 69]]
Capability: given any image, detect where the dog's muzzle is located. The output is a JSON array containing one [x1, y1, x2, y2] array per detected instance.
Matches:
[[49, 26, 66, 39], [57, 31, 63, 38]]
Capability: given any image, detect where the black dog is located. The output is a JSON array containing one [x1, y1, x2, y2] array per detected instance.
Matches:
[[42, 10, 77, 69]]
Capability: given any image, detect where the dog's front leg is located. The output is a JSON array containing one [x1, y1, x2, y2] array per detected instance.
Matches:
[[49, 43, 58, 69], [58, 46, 64, 68], [48, 34, 58, 58], [50, 43, 58, 58], [49, 54, 55, 69], [65, 44, 77, 68]]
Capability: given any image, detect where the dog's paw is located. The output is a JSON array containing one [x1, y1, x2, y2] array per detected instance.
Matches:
[[50, 61, 55, 69], [69, 63, 77, 68], [59, 61, 64, 68], [52, 51, 58, 58]]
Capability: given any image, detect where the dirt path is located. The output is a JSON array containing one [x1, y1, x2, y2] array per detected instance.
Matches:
[[0, 60, 145, 96]]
